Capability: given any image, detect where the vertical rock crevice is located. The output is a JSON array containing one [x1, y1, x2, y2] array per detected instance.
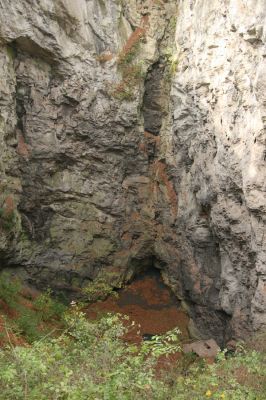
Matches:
[[142, 61, 165, 136]]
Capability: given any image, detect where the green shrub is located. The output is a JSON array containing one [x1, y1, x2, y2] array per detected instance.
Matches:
[[15, 308, 42, 343], [110, 63, 145, 101], [0, 277, 265, 400], [0, 207, 16, 232], [0, 276, 66, 343], [109, 26, 146, 102], [15, 290, 66, 343], [0, 308, 265, 399], [0, 310, 181, 399], [81, 277, 117, 303], [33, 289, 66, 321], [0, 272, 21, 307]]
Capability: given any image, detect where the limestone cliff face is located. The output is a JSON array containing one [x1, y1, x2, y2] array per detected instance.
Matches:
[[171, 0, 266, 341], [0, 0, 177, 290], [0, 0, 265, 344]]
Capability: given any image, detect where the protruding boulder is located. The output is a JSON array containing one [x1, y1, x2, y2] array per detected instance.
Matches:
[[183, 339, 220, 358]]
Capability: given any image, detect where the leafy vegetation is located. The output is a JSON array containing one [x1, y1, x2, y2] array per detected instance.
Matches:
[[0, 207, 17, 232], [109, 26, 146, 101], [0, 195, 18, 232], [0, 273, 66, 343], [33, 289, 66, 322], [117, 41, 141, 67], [1, 311, 265, 399], [163, 47, 179, 79], [0, 272, 21, 307], [0, 274, 265, 399], [167, 346, 266, 399], [109, 63, 145, 101], [81, 269, 124, 303], [81, 276, 117, 303], [0, 309, 181, 399]]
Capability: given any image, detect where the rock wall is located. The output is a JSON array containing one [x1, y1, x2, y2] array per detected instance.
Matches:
[[171, 0, 266, 342], [0, 0, 265, 344], [0, 0, 177, 289]]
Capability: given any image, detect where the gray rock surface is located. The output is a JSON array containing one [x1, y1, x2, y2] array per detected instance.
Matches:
[[0, 0, 265, 344], [183, 339, 220, 359], [0, 0, 177, 289], [170, 0, 266, 342]]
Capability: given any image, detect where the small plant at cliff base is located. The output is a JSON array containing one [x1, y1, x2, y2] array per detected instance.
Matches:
[[81, 275, 118, 303], [0, 274, 66, 343], [140, 328, 181, 358], [18, 292, 66, 343], [33, 289, 66, 322], [0, 272, 21, 308]]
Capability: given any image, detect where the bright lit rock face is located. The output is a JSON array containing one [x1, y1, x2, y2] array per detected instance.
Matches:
[[172, 0, 266, 341], [0, 0, 265, 344]]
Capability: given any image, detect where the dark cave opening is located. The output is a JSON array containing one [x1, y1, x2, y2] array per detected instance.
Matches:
[[85, 257, 190, 343], [123, 255, 232, 347], [118, 267, 181, 310], [125, 255, 167, 282]]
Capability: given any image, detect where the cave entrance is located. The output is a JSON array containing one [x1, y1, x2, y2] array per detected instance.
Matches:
[[85, 259, 190, 343]]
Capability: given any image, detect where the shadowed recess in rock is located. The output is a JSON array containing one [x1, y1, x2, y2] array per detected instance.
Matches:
[[85, 268, 190, 344]]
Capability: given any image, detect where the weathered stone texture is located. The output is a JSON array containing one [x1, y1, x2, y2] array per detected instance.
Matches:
[[0, 0, 176, 288], [171, 0, 266, 341], [0, 0, 265, 344]]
